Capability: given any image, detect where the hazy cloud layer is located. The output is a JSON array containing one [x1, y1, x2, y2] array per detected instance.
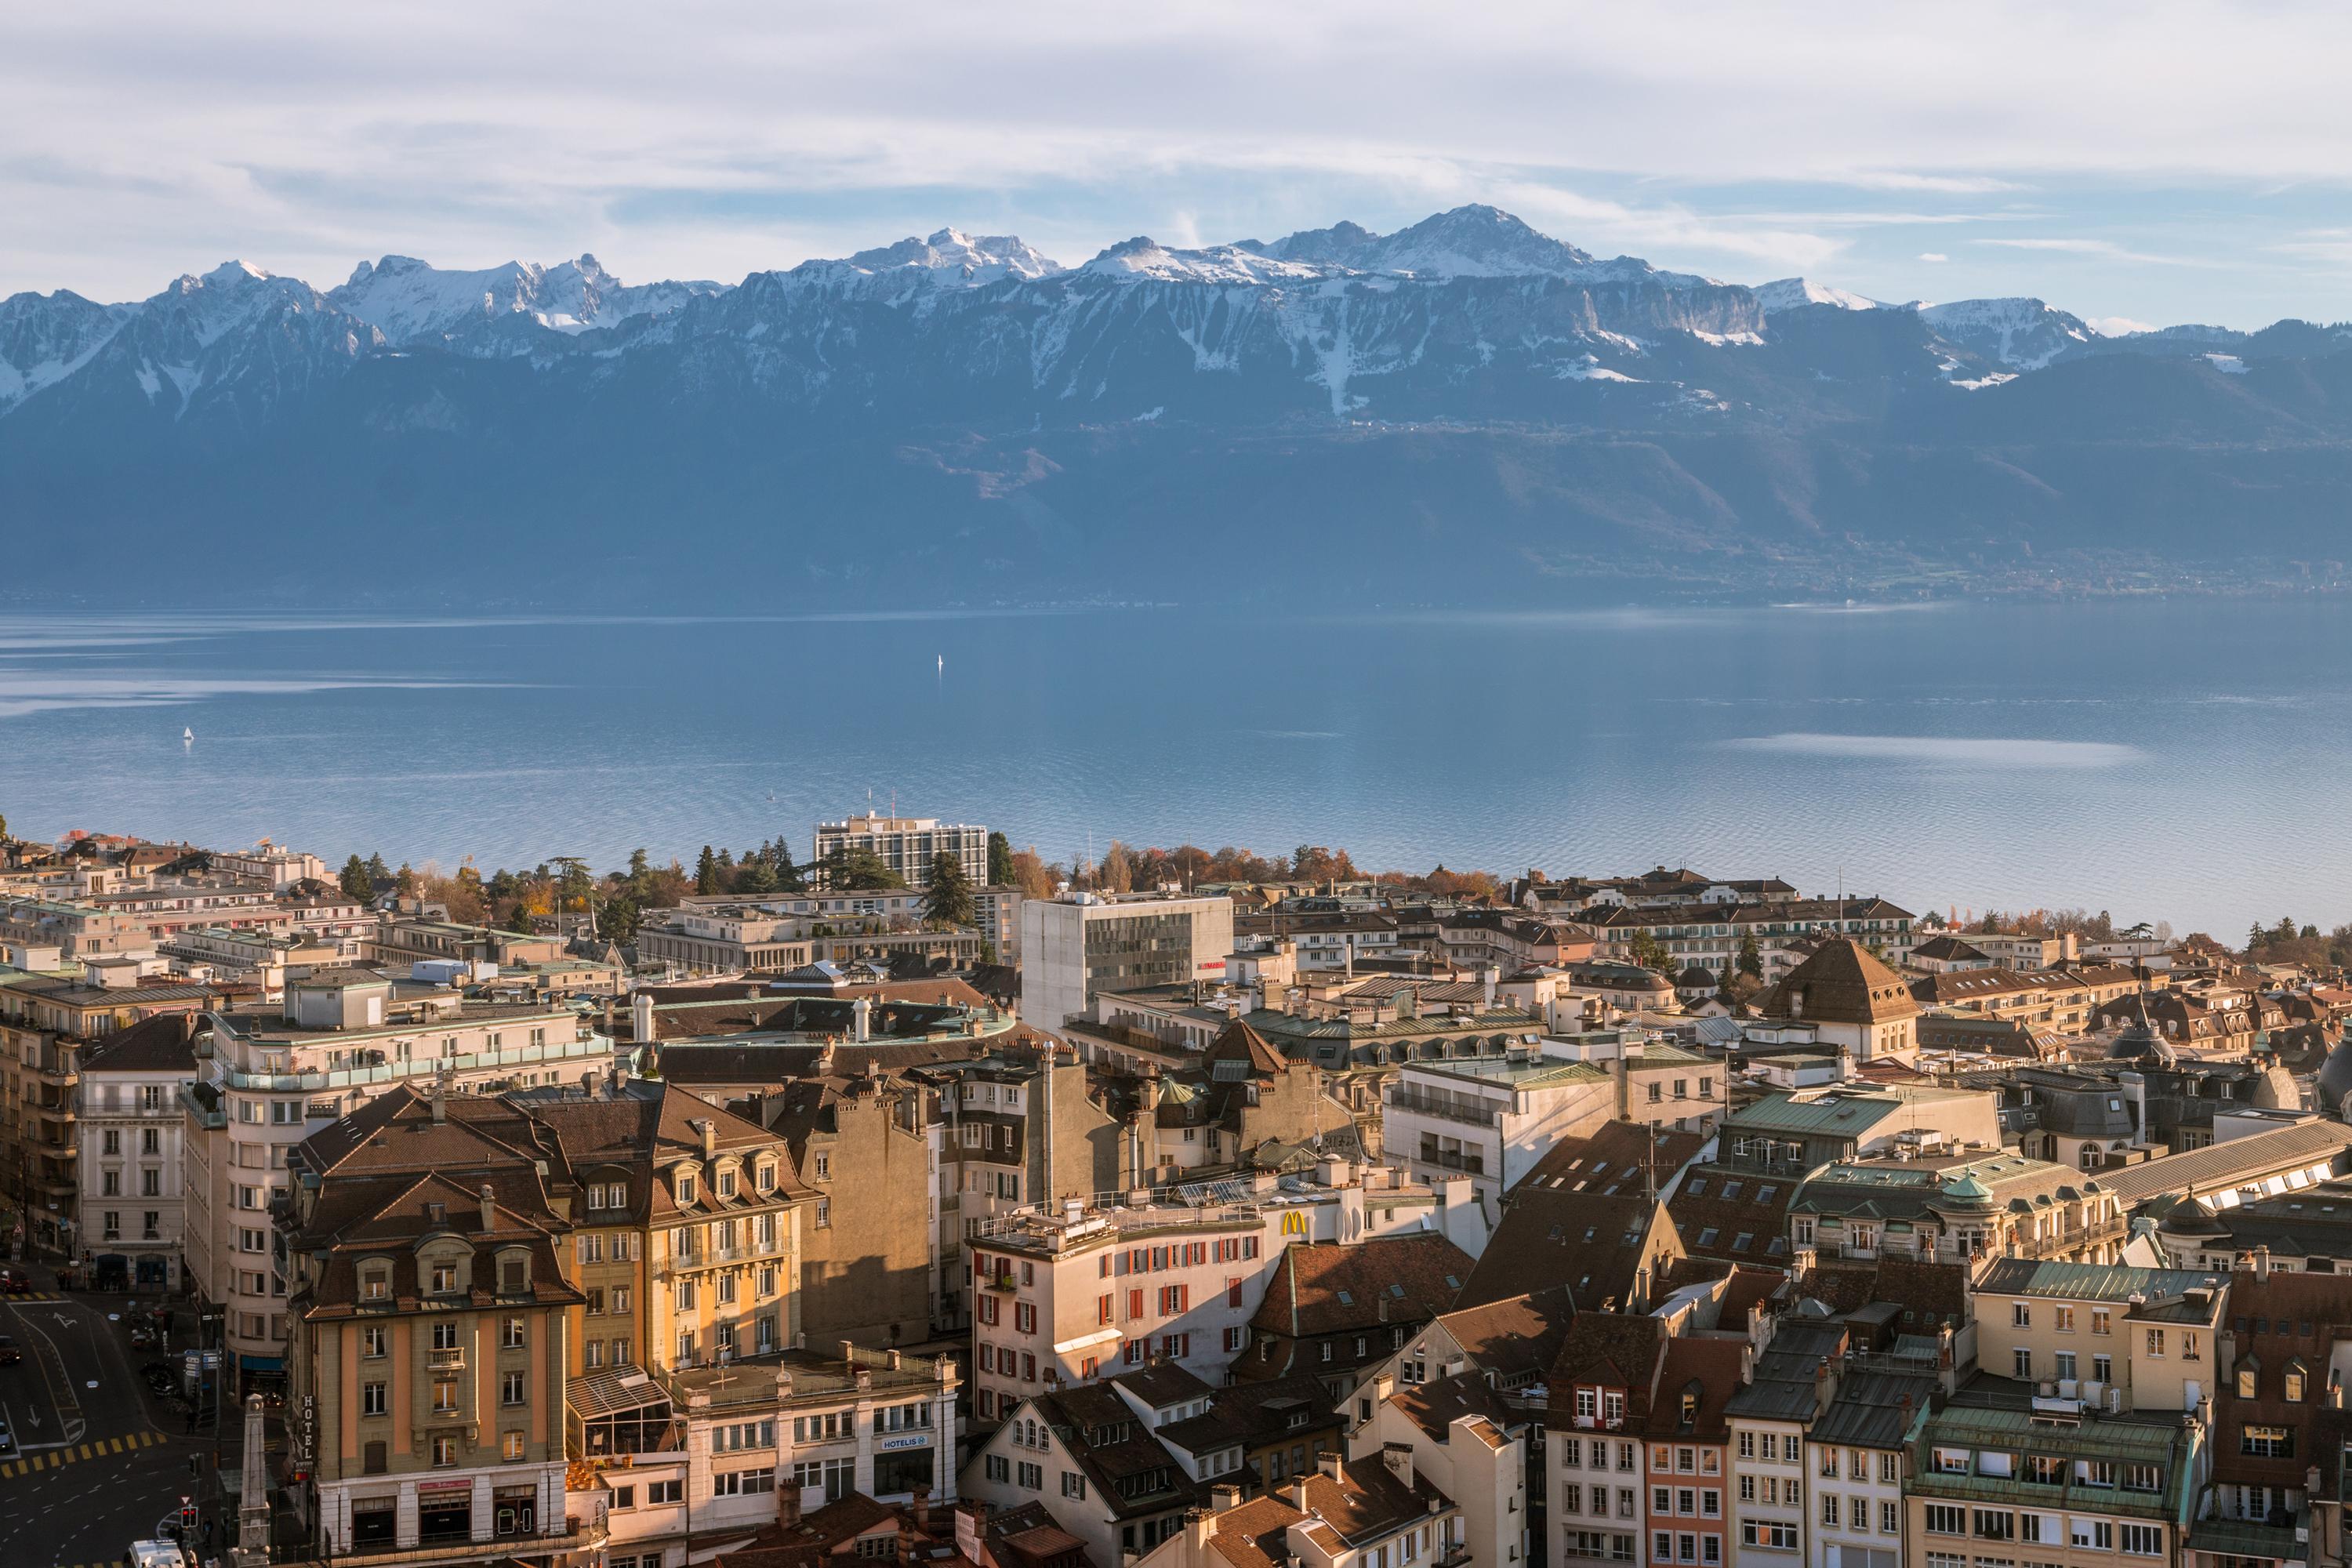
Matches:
[[9, 1, 2352, 325]]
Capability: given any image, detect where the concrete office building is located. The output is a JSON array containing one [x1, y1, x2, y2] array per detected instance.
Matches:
[[1020, 891, 1236, 1029]]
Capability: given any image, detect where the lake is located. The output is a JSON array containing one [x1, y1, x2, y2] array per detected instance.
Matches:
[[0, 600, 2339, 938]]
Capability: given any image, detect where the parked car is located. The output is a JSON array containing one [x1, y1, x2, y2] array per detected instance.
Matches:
[[0, 1270, 30, 1295], [0, 1415, 14, 1454], [0, 1335, 18, 1366]]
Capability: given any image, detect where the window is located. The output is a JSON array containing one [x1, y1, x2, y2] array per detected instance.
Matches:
[[2092, 1308, 2111, 1336], [363, 1326, 387, 1358], [431, 1262, 456, 1294], [431, 1435, 456, 1468], [503, 1371, 527, 1406], [1062, 1472, 1087, 1500], [102, 1212, 121, 1240], [1739, 1521, 1798, 1551], [648, 1479, 684, 1504], [2144, 1329, 2165, 1357], [432, 1322, 459, 1351], [2078, 1461, 2115, 1488], [2011, 1303, 2031, 1328], [2120, 1526, 2162, 1557], [503, 1430, 525, 1461], [2055, 1351, 2077, 1380], [2054, 1305, 2074, 1332], [433, 1378, 460, 1414], [1925, 1506, 1965, 1536], [2013, 1348, 2033, 1378], [1973, 1510, 2014, 1541], [2241, 1426, 2294, 1459], [361, 1381, 387, 1416], [716, 1167, 737, 1198], [1880, 1501, 1899, 1534], [1016, 1461, 1044, 1491], [2285, 1364, 2307, 1402], [2124, 1465, 2161, 1493], [712, 1468, 776, 1497]]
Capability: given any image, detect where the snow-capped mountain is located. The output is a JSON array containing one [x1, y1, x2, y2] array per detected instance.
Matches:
[[1915, 297, 2093, 372], [1755, 278, 1882, 314], [785, 228, 1065, 296], [0, 289, 132, 414], [9, 204, 2352, 611], [330, 253, 726, 344], [1247, 204, 1712, 287]]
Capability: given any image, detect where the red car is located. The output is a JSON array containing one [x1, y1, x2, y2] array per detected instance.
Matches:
[[0, 1272, 30, 1296]]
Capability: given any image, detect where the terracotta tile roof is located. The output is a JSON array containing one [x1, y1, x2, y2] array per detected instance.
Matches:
[[1426, 1286, 1577, 1383], [1642, 1336, 1750, 1441], [1544, 1313, 1666, 1429], [1457, 1190, 1682, 1312], [1388, 1370, 1517, 1442], [1294, 1456, 1454, 1547], [1203, 1496, 1308, 1568], [1758, 939, 1920, 1025], [1251, 1233, 1472, 1339]]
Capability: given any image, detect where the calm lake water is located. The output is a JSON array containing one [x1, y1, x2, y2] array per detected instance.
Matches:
[[0, 601, 2339, 938]]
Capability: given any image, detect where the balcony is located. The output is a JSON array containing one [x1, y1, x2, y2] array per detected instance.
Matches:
[[1387, 1091, 1497, 1127], [428, 1347, 466, 1371]]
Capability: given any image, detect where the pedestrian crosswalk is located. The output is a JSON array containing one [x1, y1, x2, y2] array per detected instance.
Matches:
[[0, 1290, 68, 1302], [0, 1429, 167, 1477]]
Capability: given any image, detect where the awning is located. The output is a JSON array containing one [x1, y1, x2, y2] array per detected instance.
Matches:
[[238, 1354, 285, 1373], [568, 1367, 670, 1421], [1051, 1327, 1123, 1356]]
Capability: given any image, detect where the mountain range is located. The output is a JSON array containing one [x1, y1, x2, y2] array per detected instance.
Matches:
[[6, 204, 2352, 608]]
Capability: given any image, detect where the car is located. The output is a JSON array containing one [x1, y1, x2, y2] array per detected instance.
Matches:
[[0, 1270, 29, 1295], [0, 1335, 19, 1366], [0, 1417, 14, 1455]]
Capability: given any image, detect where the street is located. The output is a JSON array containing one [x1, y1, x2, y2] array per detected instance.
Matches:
[[0, 1268, 222, 1568]]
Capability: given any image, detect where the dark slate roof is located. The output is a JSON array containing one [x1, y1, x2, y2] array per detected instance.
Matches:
[[1155, 1370, 1341, 1457], [1808, 1367, 1937, 1449], [78, 1010, 201, 1073]]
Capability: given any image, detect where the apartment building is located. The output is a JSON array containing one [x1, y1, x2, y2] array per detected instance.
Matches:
[[1382, 1052, 1614, 1205], [1788, 1154, 2134, 1269], [1549, 1313, 1665, 1568], [1642, 1338, 1749, 1568], [1972, 1258, 2228, 1414], [964, 1164, 1485, 1427], [814, 814, 989, 891], [281, 1094, 585, 1563], [1236, 1232, 1477, 1397], [1020, 891, 1236, 1029], [183, 972, 605, 1385], [1904, 1403, 2200, 1568], [1726, 1320, 1850, 1568], [1358, 1373, 1527, 1568], [0, 968, 211, 1255], [212, 842, 330, 890], [1803, 1363, 1936, 1568], [77, 1011, 200, 1287], [1754, 940, 1924, 1063], [1577, 898, 1918, 977]]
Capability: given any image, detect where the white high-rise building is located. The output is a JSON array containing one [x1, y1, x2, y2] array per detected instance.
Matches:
[[813, 813, 988, 890]]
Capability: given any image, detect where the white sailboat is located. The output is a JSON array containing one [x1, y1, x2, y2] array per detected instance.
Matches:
[[182, 727, 194, 743]]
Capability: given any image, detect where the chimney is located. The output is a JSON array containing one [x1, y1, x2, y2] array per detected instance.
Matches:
[[2255, 1245, 2273, 1279], [1290, 1477, 1311, 1512], [1481, 966, 1500, 1011], [910, 1483, 931, 1536], [430, 1071, 447, 1124], [699, 1119, 718, 1160], [1318, 1451, 1346, 1481], [1381, 1442, 1414, 1484], [479, 1181, 495, 1233], [854, 996, 873, 1044], [1210, 1483, 1243, 1513], [777, 1477, 804, 1529], [630, 988, 655, 1045], [954, 1501, 985, 1562]]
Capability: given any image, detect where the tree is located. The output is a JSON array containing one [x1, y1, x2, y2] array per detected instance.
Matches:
[[732, 857, 778, 895], [766, 839, 806, 893], [1737, 931, 1763, 979], [552, 858, 595, 918], [822, 844, 906, 891], [339, 855, 374, 902], [599, 894, 642, 945], [505, 902, 535, 934], [364, 853, 393, 895], [1628, 929, 1671, 972], [394, 862, 419, 899], [925, 850, 976, 927], [1097, 840, 1136, 895], [1008, 846, 1055, 899], [987, 831, 1016, 887], [695, 845, 722, 895]]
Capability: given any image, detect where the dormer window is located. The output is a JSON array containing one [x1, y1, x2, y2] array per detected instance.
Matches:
[[716, 1168, 737, 1200], [757, 1163, 775, 1192], [2285, 1361, 2307, 1403], [431, 1262, 456, 1294], [676, 1172, 697, 1204], [2238, 1359, 2259, 1399], [362, 1269, 390, 1301]]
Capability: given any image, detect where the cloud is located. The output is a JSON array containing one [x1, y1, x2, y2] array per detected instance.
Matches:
[[1974, 237, 2220, 268], [2088, 316, 2156, 336], [1918, 252, 1949, 263], [11, 0, 2352, 313]]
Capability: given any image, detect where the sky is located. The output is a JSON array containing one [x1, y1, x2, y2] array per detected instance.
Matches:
[[9, 2, 2352, 330]]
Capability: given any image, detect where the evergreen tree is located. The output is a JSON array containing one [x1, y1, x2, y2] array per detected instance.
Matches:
[[364, 852, 393, 894], [1628, 929, 1671, 972], [339, 854, 374, 902], [925, 850, 976, 927], [695, 846, 721, 895], [1737, 931, 1763, 979], [506, 903, 535, 934], [822, 844, 906, 891], [600, 894, 642, 945], [733, 858, 779, 895], [768, 840, 805, 893], [395, 862, 419, 898], [987, 831, 1015, 887]]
